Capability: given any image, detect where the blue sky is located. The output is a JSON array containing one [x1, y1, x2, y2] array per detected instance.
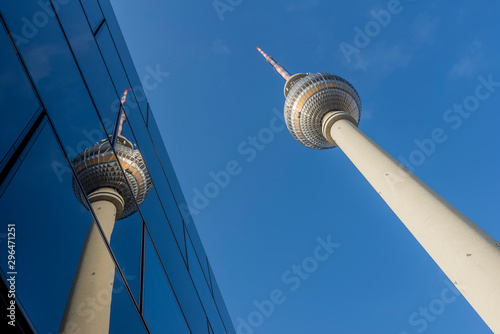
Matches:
[[110, 0, 499, 333]]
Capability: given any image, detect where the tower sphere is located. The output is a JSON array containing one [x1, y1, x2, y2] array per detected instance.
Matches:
[[72, 135, 152, 219], [284, 73, 362, 150]]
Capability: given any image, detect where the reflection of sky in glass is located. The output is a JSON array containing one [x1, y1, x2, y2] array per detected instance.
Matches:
[[0, 119, 148, 333], [109, 264, 148, 333], [0, 122, 94, 333], [0, 23, 40, 164], [144, 233, 190, 333], [79, 0, 104, 32], [107, 119, 145, 305], [122, 103, 188, 260], [187, 233, 226, 333], [0, 0, 235, 333], [1, 1, 109, 160]]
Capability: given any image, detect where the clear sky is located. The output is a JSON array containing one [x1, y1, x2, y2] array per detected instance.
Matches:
[[110, 0, 499, 333]]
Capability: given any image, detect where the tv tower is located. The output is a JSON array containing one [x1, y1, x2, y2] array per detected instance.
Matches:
[[257, 47, 500, 332], [59, 90, 152, 333]]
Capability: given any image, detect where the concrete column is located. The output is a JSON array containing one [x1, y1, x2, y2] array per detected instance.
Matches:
[[322, 112, 500, 333], [59, 187, 124, 334]]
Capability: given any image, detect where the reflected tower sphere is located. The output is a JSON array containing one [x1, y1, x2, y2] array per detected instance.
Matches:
[[59, 90, 151, 334], [72, 134, 152, 219]]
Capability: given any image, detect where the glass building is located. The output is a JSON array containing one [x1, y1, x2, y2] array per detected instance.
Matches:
[[0, 1, 235, 333]]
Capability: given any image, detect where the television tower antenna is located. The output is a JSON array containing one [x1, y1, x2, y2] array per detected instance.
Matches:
[[256, 46, 500, 333], [257, 47, 291, 81]]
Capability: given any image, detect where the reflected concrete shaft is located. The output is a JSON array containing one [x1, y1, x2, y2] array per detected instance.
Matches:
[[59, 188, 124, 334], [322, 113, 500, 333]]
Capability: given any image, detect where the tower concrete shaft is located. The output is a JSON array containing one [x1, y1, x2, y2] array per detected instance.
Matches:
[[323, 112, 500, 333], [59, 188, 124, 334]]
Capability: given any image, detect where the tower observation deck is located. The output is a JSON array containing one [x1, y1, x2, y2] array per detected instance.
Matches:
[[256, 47, 500, 333], [257, 47, 362, 149], [72, 134, 152, 219]]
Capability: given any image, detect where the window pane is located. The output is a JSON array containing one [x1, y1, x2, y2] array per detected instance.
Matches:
[[125, 102, 186, 259], [95, 23, 146, 124], [80, 0, 104, 32], [144, 232, 190, 334], [144, 220, 208, 333], [187, 228, 210, 279], [99, 0, 149, 118], [108, 192, 143, 304], [0, 115, 147, 334], [1, 1, 110, 163], [188, 235, 226, 333], [54, 0, 119, 136], [213, 278, 236, 334], [0, 21, 40, 165], [147, 110, 188, 210], [0, 120, 94, 333], [110, 265, 148, 334], [140, 187, 186, 264]]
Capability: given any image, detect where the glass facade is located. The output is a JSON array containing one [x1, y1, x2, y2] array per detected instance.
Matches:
[[0, 1, 235, 333]]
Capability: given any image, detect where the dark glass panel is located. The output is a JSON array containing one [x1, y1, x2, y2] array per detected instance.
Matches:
[[0, 120, 94, 333], [145, 111, 206, 271], [144, 233, 191, 334], [1, 1, 109, 163], [124, 102, 186, 260], [140, 186, 186, 263], [95, 24, 128, 95], [109, 267, 148, 334], [79, 0, 104, 32], [187, 235, 226, 333], [95, 23, 146, 125], [150, 169, 186, 260], [108, 192, 142, 305], [187, 227, 210, 279], [213, 279, 236, 334], [187, 233, 208, 290], [0, 20, 40, 166], [147, 109, 188, 211], [143, 222, 208, 334], [94, 21, 150, 135], [146, 108, 211, 292], [98, 0, 149, 119], [208, 263, 215, 293], [54, 0, 119, 136]]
